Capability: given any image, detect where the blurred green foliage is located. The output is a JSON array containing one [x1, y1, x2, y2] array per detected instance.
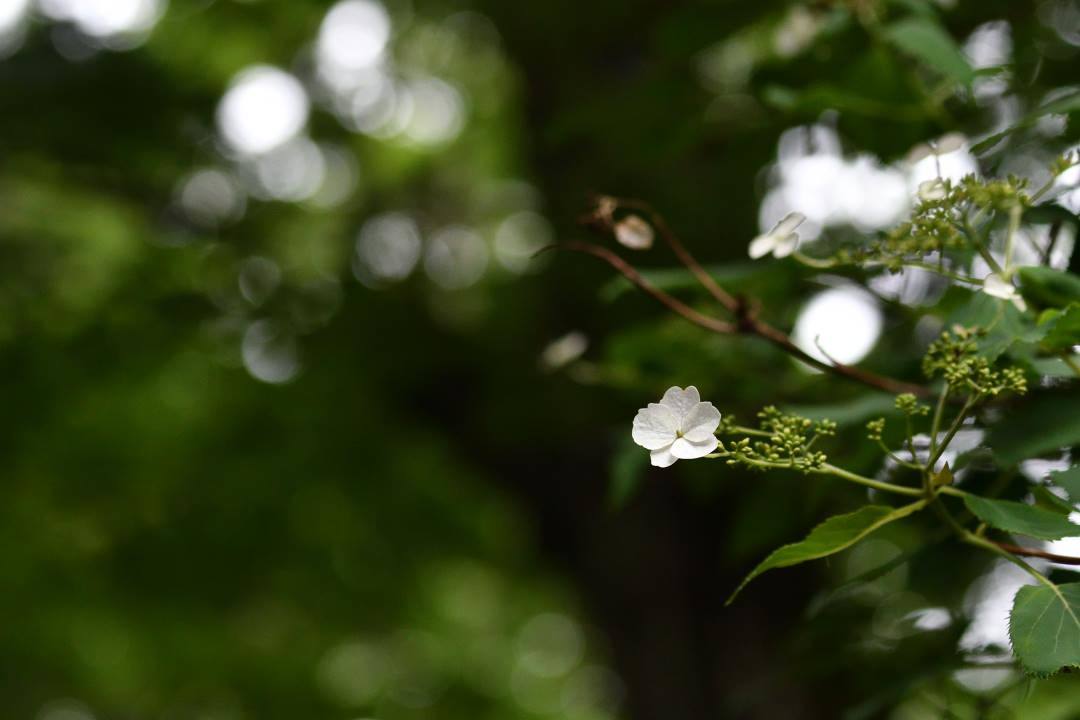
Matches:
[[3, 0, 1080, 718]]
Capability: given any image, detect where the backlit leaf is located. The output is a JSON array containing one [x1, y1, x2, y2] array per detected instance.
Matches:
[[1010, 582, 1080, 676], [726, 501, 926, 604], [963, 495, 1080, 540]]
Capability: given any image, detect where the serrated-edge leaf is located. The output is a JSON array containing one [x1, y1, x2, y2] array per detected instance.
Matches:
[[1030, 484, 1076, 515], [1019, 266, 1080, 309], [1041, 304, 1080, 352], [986, 391, 1080, 464], [725, 500, 926, 605], [1050, 466, 1080, 505], [962, 495, 1080, 540], [1009, 582, 1080, 676]]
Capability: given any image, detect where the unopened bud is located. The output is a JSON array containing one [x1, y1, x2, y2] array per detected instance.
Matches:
[[614, 214, 654, 251]]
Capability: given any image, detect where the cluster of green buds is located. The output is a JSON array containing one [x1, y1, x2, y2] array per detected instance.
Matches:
[[894, 392, 931, 417], [865, 417, 886, 443], [818, 174, 1033, 271], [723, 406, 835, 473], [922, 327, 1027, 397]]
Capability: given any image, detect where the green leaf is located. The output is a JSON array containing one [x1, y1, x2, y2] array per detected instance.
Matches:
[[783, 393, 899, 427], [987, 391, 1080, 464], [946, 291, 1045, 359], [1024, 203, 1080, 232], [1039, 304, 1080, 352], [760, 84, 924, 120], [972, 88, 1080, 154], [1018, 266, 1080, 309], [884, 18, 974, 86], [1030, 484, 1076, 515], [1009, 582, 1080, 676], [962, 495, 1080, 540], [609, 435, 648, 509], [1050, 466, 1080, 505], [1030, 357, 1079, 378], [600, 262, 764, 302], [1039, 89, 1080, 115], [726, 501, 926, 604]]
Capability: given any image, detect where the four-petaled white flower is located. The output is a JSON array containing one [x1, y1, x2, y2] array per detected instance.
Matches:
[[749, 212, 806, 260], [917, 179, 947, 202], [982, 274, 1027, 312], [632, 386, 721, 468]]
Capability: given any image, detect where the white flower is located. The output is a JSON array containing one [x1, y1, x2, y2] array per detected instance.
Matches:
[[614, 214, 654, 250], [905, 133, 967, 164], [632, 386, 721, 468], [982, 274, 1027, 311], [539, 331, 587, 371], [749, 212, 805, 259], [917, 179, 947, 202]]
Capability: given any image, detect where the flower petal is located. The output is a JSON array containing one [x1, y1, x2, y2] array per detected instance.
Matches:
[[917, 179, 946, 202], [771, 212, 806, 236], [982, 274, 1015, 300], [632, 403, 679, 450], [748, 234, 776, 259], [680, 402, 721, 441], [772, 233, 798, 258], [659, 386, 700, 419], [670, 435, 718, 460], [650, 446, 678, 468], [935, 132, 967, 154]]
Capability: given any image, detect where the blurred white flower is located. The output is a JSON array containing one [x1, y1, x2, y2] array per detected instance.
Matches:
[[982, 274, 1027, 311], [632, 386, 720, 468], [906, 133, 967, 164], [918, 179, 948, 202], [539, 331, 588, 371], [614, 214, 654, 250], [749, 212, 805, 259]]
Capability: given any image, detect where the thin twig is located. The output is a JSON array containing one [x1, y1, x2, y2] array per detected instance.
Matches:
[[548, 242, 736, 334], [993, 542, 1080, 566], [608, 197, 740, 312], [551, 238, 931, 397]]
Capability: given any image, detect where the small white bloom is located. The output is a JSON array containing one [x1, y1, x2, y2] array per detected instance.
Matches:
[[982, 274, 1027, 312], [539, 331, 588, 371], [614, 214, 654, 250], [749, 212, 805, 259], [632, 386, 721, 468], [906, 133, 968, 164], [917, 179, 947, 202]]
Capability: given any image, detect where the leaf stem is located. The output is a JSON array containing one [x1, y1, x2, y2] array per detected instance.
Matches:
[[725, 425, 772, 438], [896, 260, 982, 286], [963, 529, 1058, 592], [926, 394, 979, 470], [818, 463, 925, 497], [928, 384, 949, 461], [1062, 354, 1080, 379]]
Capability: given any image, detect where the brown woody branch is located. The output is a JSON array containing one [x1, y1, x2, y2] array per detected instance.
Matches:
[[605, 197, 740, 312], [994, 542, 1080, 566], [566, 197, 931, 397]]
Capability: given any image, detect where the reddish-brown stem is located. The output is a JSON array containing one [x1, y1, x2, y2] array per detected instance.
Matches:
[[555, 242, 736, 334], [613, 197, 740, 313], [994, 542, 1080, 566], [746, 317, 931, 396], [555, 239, 931, 397]]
